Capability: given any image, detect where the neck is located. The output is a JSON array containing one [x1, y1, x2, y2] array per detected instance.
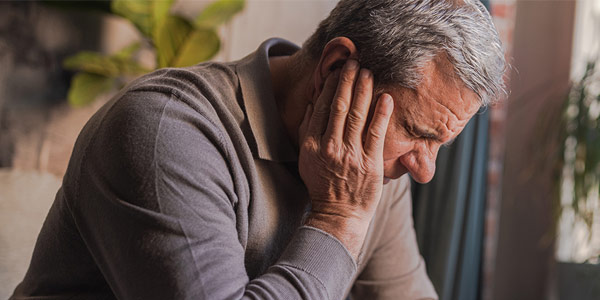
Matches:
[[269, 54, 315, 150]]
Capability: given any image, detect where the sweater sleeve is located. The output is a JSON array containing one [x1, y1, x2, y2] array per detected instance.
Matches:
[[70, 90, 356, 300]]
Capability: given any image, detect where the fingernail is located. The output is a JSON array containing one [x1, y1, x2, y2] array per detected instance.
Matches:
[[360, 69, 371, 79], [382, 94, 393, 105], [346, 59, 358, 70]]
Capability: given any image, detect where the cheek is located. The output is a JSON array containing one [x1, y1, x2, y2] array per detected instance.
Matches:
[[382, 123, 413, 160]]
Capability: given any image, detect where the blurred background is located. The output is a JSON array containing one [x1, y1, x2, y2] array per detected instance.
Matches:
[[0, 0, 598, 299]]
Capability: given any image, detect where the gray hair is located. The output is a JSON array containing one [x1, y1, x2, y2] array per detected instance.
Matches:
[[302, 0, 506, 105]]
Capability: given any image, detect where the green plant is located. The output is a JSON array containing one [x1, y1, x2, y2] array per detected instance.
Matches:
[[561, 61, 600, 229], [63, 0, 244, 107]]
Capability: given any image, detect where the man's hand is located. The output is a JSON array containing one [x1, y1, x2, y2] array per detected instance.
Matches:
[[298, 59, 394, 260]]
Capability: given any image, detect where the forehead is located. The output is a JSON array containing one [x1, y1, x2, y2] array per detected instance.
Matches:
[[386, 54, 481, 135], [420, 54, 480, 114]]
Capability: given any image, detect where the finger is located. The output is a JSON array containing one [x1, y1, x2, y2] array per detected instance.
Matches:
[[323, 59, 359, 143], [344, 68, 373, 145], [298, 103, 313, 145], [364, 93, 394, 156], [307, 69, 340, 137]]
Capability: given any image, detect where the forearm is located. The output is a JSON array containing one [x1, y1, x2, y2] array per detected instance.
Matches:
[[246, 226, 357, 300], [304, 211, 370, 260]]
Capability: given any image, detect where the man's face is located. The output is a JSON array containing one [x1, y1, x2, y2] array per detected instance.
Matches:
[[380, 55, 481, 183]]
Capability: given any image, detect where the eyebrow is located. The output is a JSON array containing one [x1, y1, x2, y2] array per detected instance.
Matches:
[[407, 123, 456, 147]]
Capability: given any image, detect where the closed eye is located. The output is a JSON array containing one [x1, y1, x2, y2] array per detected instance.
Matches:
[[421, 133, 438, 140], [404, 123, 442, 142]]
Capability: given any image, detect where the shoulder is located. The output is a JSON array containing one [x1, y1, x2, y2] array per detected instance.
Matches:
[[82, 62, 241, 162], [125, 63, 240, 111], [84, 88, 230, 174], [67, 68, 236, 197]]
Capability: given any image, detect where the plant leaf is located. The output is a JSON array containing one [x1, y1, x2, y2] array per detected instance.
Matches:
[[111, 43, 151, 75], [67, 73, 115, 107], [111, 0, 154, 37], [64, 50, 149, 76], [113, 42, 142, 60], [171, 28, 220, 68], [152, 0, 174, 25], [195, 0, 244, 29], [111, 0, 174, 38], [63, 52, 121, 77], [116, 59, 151, 76], [154, 15, 193, 68]]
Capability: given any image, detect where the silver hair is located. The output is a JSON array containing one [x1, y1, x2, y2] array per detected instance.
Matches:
[[302, 0, 506, 105]]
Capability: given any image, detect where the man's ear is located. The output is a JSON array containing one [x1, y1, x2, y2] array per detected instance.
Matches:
[[313, 37, 359, 96]]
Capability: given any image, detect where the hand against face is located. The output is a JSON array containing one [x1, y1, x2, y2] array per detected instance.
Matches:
[[298, 60, 394, 259]]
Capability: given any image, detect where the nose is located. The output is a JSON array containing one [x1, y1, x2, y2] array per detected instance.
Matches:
[[407, 142, 440, 183]]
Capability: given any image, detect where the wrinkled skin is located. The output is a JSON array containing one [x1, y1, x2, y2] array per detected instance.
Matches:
[[382, 54, 481, 183], [297, 55, 480, 259], [298, 60, 393, 258]]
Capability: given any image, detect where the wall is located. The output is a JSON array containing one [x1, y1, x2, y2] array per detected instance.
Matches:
[[491, 1, 576, 300], [482, 0, 517, 298]]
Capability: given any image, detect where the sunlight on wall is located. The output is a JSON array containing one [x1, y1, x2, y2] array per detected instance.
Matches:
[[557, 0, 600, 264], [558, 166, 600, 263], [570, 0, 600, 80]]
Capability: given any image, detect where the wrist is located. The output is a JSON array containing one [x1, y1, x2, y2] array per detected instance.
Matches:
[[304, 211, 369, 260]]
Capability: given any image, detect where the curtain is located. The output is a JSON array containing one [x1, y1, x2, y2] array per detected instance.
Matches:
[[411, 107, 490, 300]]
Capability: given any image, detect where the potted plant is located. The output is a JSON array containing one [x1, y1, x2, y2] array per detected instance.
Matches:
[[555, 61, 600, 300], [62, 0, 244, 106]]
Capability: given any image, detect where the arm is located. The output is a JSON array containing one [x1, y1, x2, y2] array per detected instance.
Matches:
[[351, 176, 438, 299], [72, 91, 356, 300]]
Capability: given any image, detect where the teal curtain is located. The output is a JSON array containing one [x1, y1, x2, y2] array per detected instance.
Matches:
[[412, 108, 489, 300]]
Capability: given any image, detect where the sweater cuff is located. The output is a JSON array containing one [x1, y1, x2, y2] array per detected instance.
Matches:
[[277, 226, 357, 300]]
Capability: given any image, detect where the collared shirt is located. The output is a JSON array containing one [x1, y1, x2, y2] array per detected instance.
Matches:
[[12, 38, 437, 300]]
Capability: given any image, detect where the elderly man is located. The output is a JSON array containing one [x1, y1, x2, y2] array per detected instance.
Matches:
[[12, 0, 505, 299]]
